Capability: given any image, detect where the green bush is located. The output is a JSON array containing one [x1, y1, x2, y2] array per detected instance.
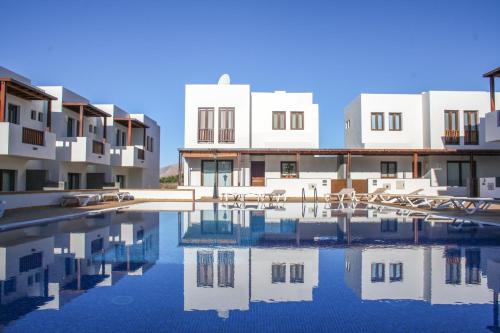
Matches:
[[160, 175, 178, 183]]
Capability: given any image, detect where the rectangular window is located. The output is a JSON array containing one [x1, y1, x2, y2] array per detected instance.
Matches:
[[445, 248, 461, 284], [200, 210, 233, 235], [68, 173, 80, 189], [0, 169, 16, 192], [218, 251, 235, 288], [389, 263, 403, 282], [447, 161, 470, 187], [65, 257, 73, 276], [150, 138, 154, 152], [272, 111, 286, 130], [371, 263, 385, 282], [198, 107, 214, 142], [281, 161, 298, 178], [389, 113, 402, 131], [67, 118, 74, 137], [116, 130, 121, 146], [371, 112, 384, 130], [201, 160, 233, 187], [197, 251, 214, 287], [89, 124, 93, 133], [91, 238, 104, 254], [8, 104, 20, 124], [290, 264, 304, 283], [19, 252, 42, 272], [28, 275, 33, 286], [272, 263, 286, 283], [290, 112, 304, 130], [38, 112, 43, 122], [444, 110, 460, 144], [381, 162, 397, 178], [4, 277, 16, 295], [31, 110, 37, 120], [219, 107, 235, 143], [35, 272, 41, 283], [122, 132, 126, 146], [464, 110, 479, 145], [76, 120, 80, 136]]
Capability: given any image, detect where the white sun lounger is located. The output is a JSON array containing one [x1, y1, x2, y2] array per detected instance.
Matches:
[[355, 188, 387, 202], [434, 197, 500, 214], [263, 190, 287, 202], [0, 200, 6, 218], [60, 194, 102, 207], [101, 192, 134, 202], [325, 188, 356, 203], [221, 192, 244, 202], [377, 189, 424, 205]]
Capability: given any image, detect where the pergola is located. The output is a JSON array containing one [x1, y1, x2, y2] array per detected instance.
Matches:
[[0, 77, 57, 130], [484, 66, 500, 112], [114, 117, 149, 146], [62, 102, 111, 139]]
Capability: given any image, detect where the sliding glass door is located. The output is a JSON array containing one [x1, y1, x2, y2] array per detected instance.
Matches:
[[201, 160, 233, 187]]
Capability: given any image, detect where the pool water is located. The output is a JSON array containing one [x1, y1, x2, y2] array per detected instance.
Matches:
[[1, 202, 500, 332]]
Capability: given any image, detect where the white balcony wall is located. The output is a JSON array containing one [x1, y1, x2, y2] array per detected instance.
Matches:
[[56, 137, 110, 165], [485, 110, 500, 142], [251, 91, 319, 148], [0, 122, 56, 160]]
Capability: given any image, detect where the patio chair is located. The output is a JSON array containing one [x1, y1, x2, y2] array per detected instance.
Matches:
[[324, 188, 356, 203], [264, 190, 287, 202], [355, 188, 387, 202], [0, 200, 6, 218], [60, 194, 102, 207], [434, 197, 500, 214], [377, 189, 424, 205]]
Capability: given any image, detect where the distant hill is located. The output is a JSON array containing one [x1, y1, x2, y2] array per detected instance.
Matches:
[[160, 164, 178, 178]]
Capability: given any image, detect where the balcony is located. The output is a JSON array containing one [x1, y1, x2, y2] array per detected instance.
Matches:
[[485, 110, 500, 142], [218, 128, 235, 143], [110, 145, 149, 168], [198, 128, 214, 143], [444, 129, 460, 145], [56, 136, 110, 165], [0, 122, 56, 159], [464, 128, 479, 145]]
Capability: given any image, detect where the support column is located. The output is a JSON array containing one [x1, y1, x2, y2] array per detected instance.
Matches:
[[237, 152, 241, 186], [490, 76, 496, 112], [78, 105, 84, 136], [76, 259, 81, 290], [46, 99, 52, 131], [296, 153, 301, 178], [469, 153, 476, 197], [0, 81, 7, 122], [413, 218, 419, 244], [413, 153, 419, 178], [127, 119, 132, 146], [178, 151, 182, 186], [346, 152, 352, 179], [494, 291, 499, 329], [103, 116, 107, 142], [213, 153, 219, 199]]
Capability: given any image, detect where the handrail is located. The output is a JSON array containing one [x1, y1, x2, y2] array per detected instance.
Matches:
[[302, 187, 306, 204], [313, 187, 318, 204]]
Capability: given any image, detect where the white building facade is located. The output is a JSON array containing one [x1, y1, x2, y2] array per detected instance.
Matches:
[[0, 67, 160, 191]]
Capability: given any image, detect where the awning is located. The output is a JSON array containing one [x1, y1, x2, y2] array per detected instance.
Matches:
[[114, 117, 149, 128], [183, 152, 239, 158], [0, 77, 57, 100], [63, 102, 110, 117]]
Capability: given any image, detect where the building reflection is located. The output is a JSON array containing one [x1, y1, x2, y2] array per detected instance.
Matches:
[[0, 211, 159, 325]]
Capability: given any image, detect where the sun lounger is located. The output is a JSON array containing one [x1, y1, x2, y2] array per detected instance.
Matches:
[[263, 190, 287, 202], [401, 195, 452, 209], [325, 188, 356, 203], [355, 188, 387, 202], [376, 189, 424, 205], [60, 194, 102, 207], [434, 197, 500, 214], [221, 192, 244, 202], [101, 191, 135, 202], [0, 200, 6, 218]]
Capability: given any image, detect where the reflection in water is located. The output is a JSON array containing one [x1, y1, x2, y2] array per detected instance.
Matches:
[[1, 202, 500, 332]]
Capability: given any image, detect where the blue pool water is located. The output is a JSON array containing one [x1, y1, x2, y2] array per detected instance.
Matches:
[[1, 202, 500, 332]]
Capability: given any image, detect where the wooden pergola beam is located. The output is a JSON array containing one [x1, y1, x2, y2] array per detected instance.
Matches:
[[0, 81, 6, 122]]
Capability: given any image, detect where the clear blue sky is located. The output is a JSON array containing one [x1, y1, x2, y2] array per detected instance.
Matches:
[[2, 0, 499, 166]]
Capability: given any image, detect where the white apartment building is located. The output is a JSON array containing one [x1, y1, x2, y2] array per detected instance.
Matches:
[[180, 71, 500, 199], [0, 66, 160, 192]]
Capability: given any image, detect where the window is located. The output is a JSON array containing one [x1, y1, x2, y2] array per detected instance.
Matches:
[[91, 238, 104, 254], [4, 277, 16, 295], [272, 263, 286, 283], [201, 160, 233, 187], [197, 251, 214, 287], [465, 249, 481, 285], [35, 272, 41, 283], [389, 113, 402, 131], [150, 138, 154, 152], [464, 110, 479, 145], [389, 263, 403, 282], [122, 132, 126, 146], [219, 107, 235, 143], [28, 275, 33, 286], [76, 120, 81, 136], [89, 124, 93, 133], [8, 104, 20, 124], [198, 107, 214, 142], [345, 120, 350, 129], [116, 129, 121, 146], [447, 161, 470, 187], [93, 125, 98, 135], [371, 263, 385, 282], [381, 162, 397, 178], [445, 248, 461, 284], [31, 110, 37, 120], [201, 210, 233, 234], [444, 110, 459, 144], [65, 257, 73, 276], [137, 229, 144, 242], [218, 251, 235, 288], [280, 219, 297, 233], [371, 112, 384, 130], [68, 173, 80, 190], [381, 218, 398, 232], [38, 112, 43, 122], [281, 161, 298, 178], [67, 118, 74, 137], [290, 264, 304, 283], [290, 112, 304, 130], [272, 111, 286, 130], [19, 252, 42, 272]]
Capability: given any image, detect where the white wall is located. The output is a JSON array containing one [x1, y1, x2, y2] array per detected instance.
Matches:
[[251, 91, 319, 148]]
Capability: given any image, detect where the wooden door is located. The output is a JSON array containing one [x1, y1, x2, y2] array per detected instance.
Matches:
[[331, 179, 347, 193], [251, 161, 265, 186], [352, 179, 368, 193]]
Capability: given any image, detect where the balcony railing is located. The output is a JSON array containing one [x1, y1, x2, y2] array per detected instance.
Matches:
[[464, 129, 479, 145], [198, 128, 214, 143], [137, 148, 145, 160], [22, 127, 44, 146], [444, 129, 460, 145], [92, 140, 104, 155], [218, 128, 235, 143]]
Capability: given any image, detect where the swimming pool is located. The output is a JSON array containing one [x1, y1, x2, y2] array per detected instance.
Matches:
[[1, 202, 499, 332]]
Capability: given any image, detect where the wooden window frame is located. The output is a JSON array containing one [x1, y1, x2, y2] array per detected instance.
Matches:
[[371, 112, 384, 131], [444, 110, 460, 145], [198, 107, 214, 143], [272, 111, 286, 130], [281, 161, 298, 179], [290, 112, 304, 130], [380, 161, 397, 179], [464, 110, 479, 145], [388, 112, 402, 131], [218, 107, 235, 130]]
